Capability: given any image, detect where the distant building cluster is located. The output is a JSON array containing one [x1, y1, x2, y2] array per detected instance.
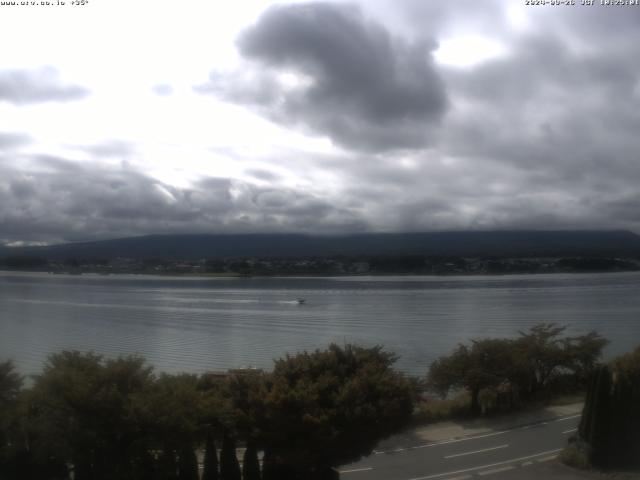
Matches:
[[2, 254, 640, 276]]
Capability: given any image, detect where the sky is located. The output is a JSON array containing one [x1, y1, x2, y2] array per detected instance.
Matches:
[[1, 0, 640, 245]]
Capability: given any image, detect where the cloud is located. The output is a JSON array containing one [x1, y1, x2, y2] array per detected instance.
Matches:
[[73, 140, 135, 158], [0, 132, 31, 151], [4, 2, 640, 242], [0, 67, 89, 105], [0, 154, 365, 244], [152, 84, 174, 96], [197, 2, 448, 152]]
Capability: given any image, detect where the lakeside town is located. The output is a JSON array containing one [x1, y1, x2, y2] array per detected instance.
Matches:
[[2, 254, 640, 276]]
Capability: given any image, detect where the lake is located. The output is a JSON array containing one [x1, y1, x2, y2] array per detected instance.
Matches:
[[1, 271, 639, 376]]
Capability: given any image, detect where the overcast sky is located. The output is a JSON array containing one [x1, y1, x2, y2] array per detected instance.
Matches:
[[1, 0, 640, 245]]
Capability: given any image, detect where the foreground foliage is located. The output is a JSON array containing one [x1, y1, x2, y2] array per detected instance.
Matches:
[[574, 346, 640, 470], [426, 323, 608, 415], [260, 345, 414, 479], [0, 344, 414, 480]]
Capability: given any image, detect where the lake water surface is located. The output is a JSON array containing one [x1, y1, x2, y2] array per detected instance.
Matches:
[[1, 271, 639, 376]]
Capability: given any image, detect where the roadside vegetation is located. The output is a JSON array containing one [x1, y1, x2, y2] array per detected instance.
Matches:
[[562, 345, 640, 472], [425, 323, 607, 416], [0, 344, 414, 480], [1, 324, 636, 479]]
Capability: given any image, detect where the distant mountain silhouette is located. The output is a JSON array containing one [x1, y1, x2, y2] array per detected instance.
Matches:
[[3, 230, 640, 260]]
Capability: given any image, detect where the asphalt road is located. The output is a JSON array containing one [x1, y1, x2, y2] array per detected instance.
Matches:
[[339, 414, 581, 480]]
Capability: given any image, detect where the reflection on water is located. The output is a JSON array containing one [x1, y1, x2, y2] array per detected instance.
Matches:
[[1, 271, 639, 376]]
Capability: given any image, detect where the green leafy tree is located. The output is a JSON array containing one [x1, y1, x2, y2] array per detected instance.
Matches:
[[0, 361, 22, 405], [261, 344, 415, 479], [516, 324, 607, 396], [141, 373, 205, 480], [564, 331, 608, 382], [428, 325, 608, 414], [221, 371, 268, 441], [0, 361, 24, 479], [428, 339, 518, 415], [28, 351, 155, 480], [516, 323, 569, 394], [611, 345, 640, 383]]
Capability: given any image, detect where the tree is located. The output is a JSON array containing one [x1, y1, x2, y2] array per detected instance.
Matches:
[[563, 331, 608, 383], [516, 324, 607, 397], [428, 325, 609, 414], [158, 449, 179, 480], [427, 339, 519, 415], [28, 351, 155, 480], [260, 344, 415, 478], [178, 446, 199, 480], [0, 361, 24, 479], [202, 431, 220, 480], [516, 323, 569, 394], [242, 440, 261, 480], [583, 365, 613, 468], [220, 432, 241, 480], [577, 346, 640, 470], [0, 361, 22, 405], [611, 345, 640, 383]]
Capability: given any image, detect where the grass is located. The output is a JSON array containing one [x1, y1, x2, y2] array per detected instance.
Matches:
[[412, 392, 471, 424], [560, 444, 591, 470], [411, 390, 585, 426]]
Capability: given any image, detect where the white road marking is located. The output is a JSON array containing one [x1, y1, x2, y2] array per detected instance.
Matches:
[[562, 428, 577, 434], [375, 413, 581, 455], [553, 414, 581, 422], [478, 466, 515, 476], [536, 455, 558, 463], [445, 476, 472, 480], [444, 444, 509, 459], [376, 430, 511, 455], [407, 448, 563, 480], [339, 467, 373, 474]]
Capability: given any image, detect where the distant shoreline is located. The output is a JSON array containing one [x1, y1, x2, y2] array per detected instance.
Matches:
[[2, 266, 640, 279]]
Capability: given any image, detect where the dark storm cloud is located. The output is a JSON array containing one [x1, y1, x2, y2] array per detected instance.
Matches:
[[0, 67, 89, 105], [439, 27, 640, 187], [197, 2, 447, 151], [244, 168, 281, 182], [381, 0, 505, 37], [6, 2, 640, 241], [0, 155, 365, 244]]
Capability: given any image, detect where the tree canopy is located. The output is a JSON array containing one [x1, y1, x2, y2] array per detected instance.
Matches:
[[260, 344, 415, 477], [427, 323, 608, 414], [1, 344, 416, 479]]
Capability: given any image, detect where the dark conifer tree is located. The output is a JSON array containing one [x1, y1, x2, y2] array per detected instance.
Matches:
[[202, 432, 219, 480], [178, 446, 199, 480], [220, 433, 241, 480], [158, 449, 179, 480], [587, 366, 612, 468], [242, 440, 260, 480], [134, 450, 157, 480]]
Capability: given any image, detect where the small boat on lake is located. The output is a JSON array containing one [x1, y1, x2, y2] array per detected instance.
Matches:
[[297, 298, 306, 305]]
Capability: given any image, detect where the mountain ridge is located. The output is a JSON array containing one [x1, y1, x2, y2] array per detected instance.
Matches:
[[2, 230, 640, 260]]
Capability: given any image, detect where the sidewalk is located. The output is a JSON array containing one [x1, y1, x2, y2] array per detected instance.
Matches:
[[373, 402, 584, 451]]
